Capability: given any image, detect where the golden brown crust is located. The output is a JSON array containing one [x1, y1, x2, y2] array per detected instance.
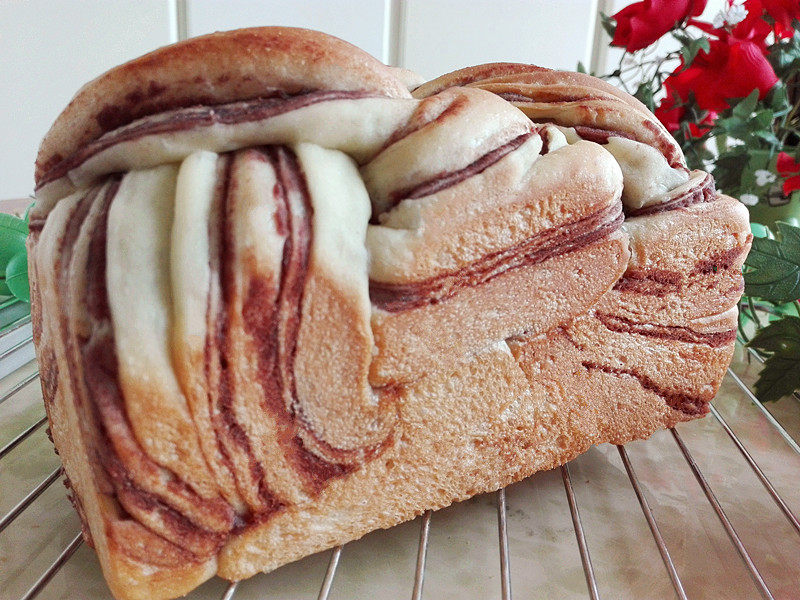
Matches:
[[30, 200, 217, 600], [295, 270, 395, 451], [36, 26, 411, 185], [412, 63, 653, 119], [616, 195, 752, 322]]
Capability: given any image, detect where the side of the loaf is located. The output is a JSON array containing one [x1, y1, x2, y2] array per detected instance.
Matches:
[[29, 196, 222, 600]]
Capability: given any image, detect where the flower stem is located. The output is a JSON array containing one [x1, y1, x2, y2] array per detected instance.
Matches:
[[748, 295, 764, 329]]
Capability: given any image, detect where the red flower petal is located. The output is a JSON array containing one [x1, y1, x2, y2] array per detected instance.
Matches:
[[688, 119, 714, 137], [759, 0, 800, 37], [777, 152, 800, 176], [737, 0, 775, 46], [654, 93, 685, 132], [611, 0, 708, 52], [654, 80, 717, 137], [666, 38, 777, 111], [783, 175, 800, 195]]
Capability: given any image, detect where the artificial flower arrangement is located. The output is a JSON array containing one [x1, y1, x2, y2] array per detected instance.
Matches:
[[597, 0, 800, 402]]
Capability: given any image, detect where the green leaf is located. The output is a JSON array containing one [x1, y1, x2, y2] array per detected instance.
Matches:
[[5, 252, 29, 303], [753, 109, 774, 130], [748, 315, 800, 355], [672, 29, 687, 42], [600, 13, 616, 38], [0, 213, 28, 236], [731, 89, 760, 120], [750, 222, 772, 238], [754, 130, 781, 146], [0, 213, 27, 269], [714, 133, 728, 156], [679, 36, 710, 68], [768, 83, 791, 117], [711, 147, 749, 195], [744, 221, 800, 303], [715, 115, 750, 140], [23, 202, 34, 224], [633, 81, 655, 112], [737, 150, 774, 195], [768, 29, 800, 78], [752, 355, 800, 402], [577, 61, 587, 74]]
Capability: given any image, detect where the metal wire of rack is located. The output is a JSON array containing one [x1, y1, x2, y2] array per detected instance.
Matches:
[[1, 325, 798, 600]]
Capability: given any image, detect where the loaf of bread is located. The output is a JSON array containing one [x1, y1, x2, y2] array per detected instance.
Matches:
[[28, 27, 750, 600]]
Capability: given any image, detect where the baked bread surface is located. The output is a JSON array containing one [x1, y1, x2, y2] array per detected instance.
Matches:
[[29, 27, 750, 600]]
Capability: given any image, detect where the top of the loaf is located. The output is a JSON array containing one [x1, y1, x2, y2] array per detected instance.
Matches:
[[35, 26, 412, 187]]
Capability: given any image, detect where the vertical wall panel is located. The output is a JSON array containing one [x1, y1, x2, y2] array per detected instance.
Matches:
[[0, 0, 176, 199], [400, 0, 597, 80], [185, 0, 388, 62]]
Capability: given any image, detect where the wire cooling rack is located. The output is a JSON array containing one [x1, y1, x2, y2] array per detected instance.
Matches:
[[1, 321, 799, 600]]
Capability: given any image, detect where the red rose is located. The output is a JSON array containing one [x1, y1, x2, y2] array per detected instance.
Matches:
[[734, 1, 777, 45], [756, 0, 800, 37], [611, 0, 708, 52], [666, 36, 777, 111], [777, 152, 800, 195], [676, 1, 779, 111]]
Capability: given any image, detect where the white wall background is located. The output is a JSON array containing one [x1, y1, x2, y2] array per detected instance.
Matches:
[[1, 0, 615, 199], [1, 0, 177, 200]]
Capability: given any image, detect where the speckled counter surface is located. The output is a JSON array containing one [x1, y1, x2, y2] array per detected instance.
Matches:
[[1, 344, 798, 600]]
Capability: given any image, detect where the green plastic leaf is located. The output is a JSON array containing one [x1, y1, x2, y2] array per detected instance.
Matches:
[[634, 81, 655, 112], [711, 148, 749, 195], [600, 13, 616, 38], [0, 278, 12, 298], [731, 89, 760, 120], [5, 252, 29, 303], [0, 213, 29, 236], [737, 150, 773, 195], [755, 130, 781, 146], [748, 316, 800, 355], [672, 29, 688, 43], [752, 355, 800, 402], [753, 109, 774, 129], [23, 202, 34, 224], [750, 223, 772, 238], [768, 83, 791, 117], [714, 133, 728, 156], [715, 115, 750, 140], [768, 29, 800, 77], [0, 213, 28, 269], [744, 221, 800, 303], [680, 37, 710, 68]]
